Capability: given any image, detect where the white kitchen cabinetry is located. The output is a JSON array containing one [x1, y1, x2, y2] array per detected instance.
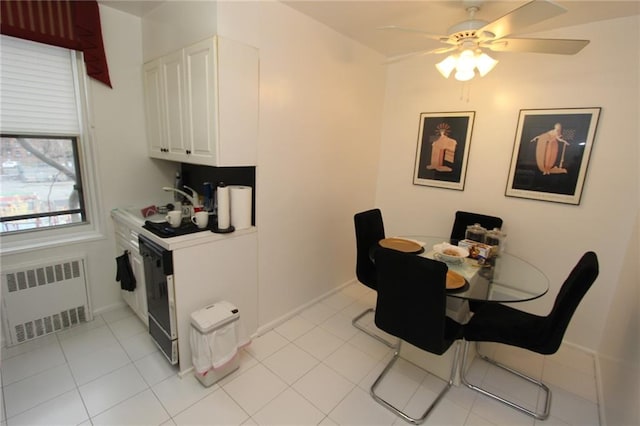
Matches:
[[143, 36, 258, 166], [113, 219, 148, 326]]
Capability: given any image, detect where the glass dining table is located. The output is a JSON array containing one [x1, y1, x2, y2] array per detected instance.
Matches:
[[393, 236, 550, 304]]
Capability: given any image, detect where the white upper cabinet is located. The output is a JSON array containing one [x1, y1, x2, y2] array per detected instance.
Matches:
[[143, 36, 258, 166]]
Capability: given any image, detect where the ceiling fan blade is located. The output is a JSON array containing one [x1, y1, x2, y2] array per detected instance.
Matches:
[[479, 0, 567, 40], [383, 46, 456, 64], [377, 25, 447, 42], [484, 38, 590, 55]]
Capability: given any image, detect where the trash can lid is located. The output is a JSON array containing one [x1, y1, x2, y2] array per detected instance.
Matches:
[[191, 300, 239, 333]]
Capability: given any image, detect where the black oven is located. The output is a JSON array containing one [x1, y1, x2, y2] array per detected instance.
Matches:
[[139, 235, 178, 365]]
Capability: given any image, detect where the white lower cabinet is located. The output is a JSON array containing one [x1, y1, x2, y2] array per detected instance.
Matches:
[[113, 221, 148, 326]]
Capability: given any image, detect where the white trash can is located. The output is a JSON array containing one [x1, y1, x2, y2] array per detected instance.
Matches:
[[190, 300, 240, 387]]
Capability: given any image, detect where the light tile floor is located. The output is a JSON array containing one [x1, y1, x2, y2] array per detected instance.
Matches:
[[1, 283, 600, 425]]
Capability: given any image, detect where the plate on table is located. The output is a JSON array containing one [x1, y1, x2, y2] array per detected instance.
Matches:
[[446, 270, 467, 290], [433, 242, 469, 264], [379, 237, 425, 254]]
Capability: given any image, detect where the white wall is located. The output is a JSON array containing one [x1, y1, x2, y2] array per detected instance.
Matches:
[[1, 6, 175, 314], [376, 15, 639, 351], [141, 1, 386, 327]]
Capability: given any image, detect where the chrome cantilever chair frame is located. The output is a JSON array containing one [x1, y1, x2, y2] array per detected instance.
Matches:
[[371, 341, 461, 425], [459, 251, 598, 421], [459, 341, 551, 420]]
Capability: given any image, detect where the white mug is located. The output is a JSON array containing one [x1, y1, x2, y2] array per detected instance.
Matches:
[[191, 211, 209, 229], [166, 210, 182, 228]]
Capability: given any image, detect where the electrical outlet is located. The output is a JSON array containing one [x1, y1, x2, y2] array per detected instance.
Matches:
[[181, 205, 191, 218]]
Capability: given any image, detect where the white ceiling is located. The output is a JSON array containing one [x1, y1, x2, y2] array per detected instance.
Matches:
[[100, 1, 640, 57]]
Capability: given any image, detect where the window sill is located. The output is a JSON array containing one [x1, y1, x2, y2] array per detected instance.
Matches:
[[0, 227, 106, 256]]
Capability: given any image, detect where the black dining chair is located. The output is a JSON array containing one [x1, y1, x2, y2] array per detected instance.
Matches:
[[371, 247, 463, 425], [449, 211, 503, 244], [352, 209, 396, 348], [460, 251, 599, 420]]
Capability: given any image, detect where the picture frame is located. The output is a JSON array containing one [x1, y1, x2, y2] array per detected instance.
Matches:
[[505, 107, 601, 205], [413, 111, 475, 190]]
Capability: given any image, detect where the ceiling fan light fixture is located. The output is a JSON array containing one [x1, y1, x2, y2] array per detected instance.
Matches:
[[476, 52, 498, 76], [435, 55, 457, 78]]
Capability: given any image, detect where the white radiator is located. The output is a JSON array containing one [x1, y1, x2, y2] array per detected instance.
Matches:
[[1, 256, 92, 346]]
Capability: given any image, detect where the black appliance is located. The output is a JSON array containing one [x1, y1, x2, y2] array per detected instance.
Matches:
[[139, 235, 178, 365]]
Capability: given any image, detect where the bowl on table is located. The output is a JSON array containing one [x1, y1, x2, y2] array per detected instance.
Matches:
[[433, 242, 469, 264]]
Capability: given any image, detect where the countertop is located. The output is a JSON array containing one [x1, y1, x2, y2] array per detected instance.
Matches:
[[111, 206, 256, 251]]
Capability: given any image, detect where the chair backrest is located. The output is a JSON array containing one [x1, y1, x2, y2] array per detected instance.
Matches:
[[374, 247, 459, 355], [450, 211, 503, 244], [354, 209, 385, 290], [541, 251, 599, 354]]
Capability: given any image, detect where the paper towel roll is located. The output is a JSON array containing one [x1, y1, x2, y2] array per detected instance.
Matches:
[[229, 185, 252, 230], [216, 185, 230, 229]]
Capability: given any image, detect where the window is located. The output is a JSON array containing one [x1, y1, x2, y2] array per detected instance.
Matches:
[[0, 35, 100, 246], [1, 135, 85, 232]]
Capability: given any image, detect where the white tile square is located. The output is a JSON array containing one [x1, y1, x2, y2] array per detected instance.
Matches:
[[341, 283, 372, 301], [55, 316, 106, 340], [4, 389, 88, 426], [152, 373, 216, 417], [217, 349, 259, 387], [68, 342, 131, 385], [294, 327, 343, 360], [470, 393, 536, 426], [480, 364, 539, 412], [348, 330, 393, 361], [262, 343, 319, 385], [253, 388, 324, 426], [274, 315, 316, 341], [222, 364, 287, 415], [107, 315, 147, 341], [135, 351, 179, 386], [542, 384, 599, 426], [1, 334, 60, 361], [542, 358, 598, 403], [78, 364, 148, 417], [329, 386, 397, 425], [1, 339, 66, 385], [120, 330, 159, 361], [244, 330, 289, 361], [293, 363, 354, 414], [3, 364, 76, 418], [173, 388, 249, 426], [367, 357, 426, 410], [324, 342, 378, 384], [91, 389, 170, 426], [59, 325, 119, 360], [299, 302, 338, 325], [340, 299, 373, 319], [464, 411, 499, 426], [320, 312, 359, 341], [101, 305, 135, 324], [403, 389, 468, 426], [322, 290, 358, 311]]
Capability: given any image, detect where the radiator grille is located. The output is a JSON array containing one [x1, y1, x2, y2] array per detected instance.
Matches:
[[2, 257, 91, 346]]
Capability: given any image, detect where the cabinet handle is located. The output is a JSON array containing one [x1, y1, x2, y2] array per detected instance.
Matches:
[[186, 150, 191, 155]]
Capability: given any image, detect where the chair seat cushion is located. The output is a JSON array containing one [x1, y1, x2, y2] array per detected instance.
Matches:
[[464, 303, 551, 354]]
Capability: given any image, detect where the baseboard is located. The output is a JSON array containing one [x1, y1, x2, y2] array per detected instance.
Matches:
[[92, 301, 127, 317], [254, 278, 357, 338]]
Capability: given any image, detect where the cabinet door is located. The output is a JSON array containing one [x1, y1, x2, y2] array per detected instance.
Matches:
[[129, 249, 148, 326], [184, 38, 218, 165], [162, 50, 188, 157], [143, 59, 167, 157]]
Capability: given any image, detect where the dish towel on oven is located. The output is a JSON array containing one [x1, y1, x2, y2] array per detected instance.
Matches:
[[115, 252, 136, 291], [190, 320, 239, 374]]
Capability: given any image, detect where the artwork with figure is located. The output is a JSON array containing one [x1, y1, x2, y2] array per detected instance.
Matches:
[[506, 108, 601, 205], [414, 112, 475, 190]]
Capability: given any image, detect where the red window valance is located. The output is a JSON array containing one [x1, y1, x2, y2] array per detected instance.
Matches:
[[0, 0, 112, 88]]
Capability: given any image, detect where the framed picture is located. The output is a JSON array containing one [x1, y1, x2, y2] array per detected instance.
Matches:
[[505, 108, 600, 205], [413, 111, 475, 190]]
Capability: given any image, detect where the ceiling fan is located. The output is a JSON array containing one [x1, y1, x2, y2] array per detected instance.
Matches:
[[381, 0, 590, 81]]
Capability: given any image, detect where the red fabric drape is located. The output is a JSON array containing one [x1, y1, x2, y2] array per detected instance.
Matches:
[[0, 0, 112, 88]]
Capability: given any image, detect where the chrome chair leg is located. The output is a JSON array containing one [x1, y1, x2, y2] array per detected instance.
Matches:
[[352, 307, 397, 348], [460, 340, 551, 420], [370, 341, 461, 425]]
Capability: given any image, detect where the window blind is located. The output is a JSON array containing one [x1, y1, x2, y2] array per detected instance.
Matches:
[[0, 35, 80, 135]]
